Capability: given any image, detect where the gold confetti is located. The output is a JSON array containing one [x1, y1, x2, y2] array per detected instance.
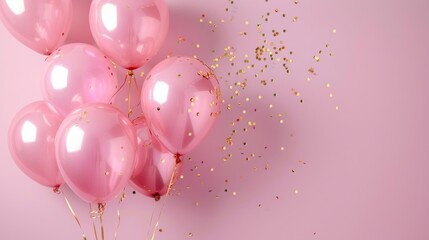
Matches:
[[226, 137, 233, 145], [313, 56, 320, 62]]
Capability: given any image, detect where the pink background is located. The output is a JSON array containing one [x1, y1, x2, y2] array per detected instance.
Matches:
[[1, 0, 429, 239]]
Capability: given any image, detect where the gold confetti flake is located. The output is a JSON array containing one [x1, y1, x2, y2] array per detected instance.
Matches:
[[313, 56, 320, 62], [226, 137, 233, 145], [197, 70, 213, 79]]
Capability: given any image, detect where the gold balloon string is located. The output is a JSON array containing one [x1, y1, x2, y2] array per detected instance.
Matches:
[[114, 190, 126, 240], [98, 203, 106, 240], [109, 72, 129, 105], [54, 187, 88, 240], [89, 203, 99, 240], [127, 70, 134, 118], [150, 163, 178, 240]]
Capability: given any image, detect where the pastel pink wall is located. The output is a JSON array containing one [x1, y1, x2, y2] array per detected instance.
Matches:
[[1, 0, 429, 239]]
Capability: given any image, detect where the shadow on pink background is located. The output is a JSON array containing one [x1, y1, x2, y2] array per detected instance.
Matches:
[[1, 0, 429, 239]]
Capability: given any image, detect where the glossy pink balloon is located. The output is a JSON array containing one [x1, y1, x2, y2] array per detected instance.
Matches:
[[0, 0, 72, 55], [55, 103, 136, 203], [130, 117, 182, 199], [41, 43, 118, 116], [8, 101, 63, 188], [89, 0, 169, 70], [141, 56, 222, 155]]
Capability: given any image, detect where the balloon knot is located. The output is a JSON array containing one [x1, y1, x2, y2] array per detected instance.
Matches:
[[153, 193, 161, 202], [175, 154, 182, 164], [53, 186, 60, 194]]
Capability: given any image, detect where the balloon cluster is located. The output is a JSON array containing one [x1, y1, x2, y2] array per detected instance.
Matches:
[[3, 0, 221, 204]]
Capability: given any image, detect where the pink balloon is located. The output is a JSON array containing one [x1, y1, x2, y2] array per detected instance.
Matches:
[[130, 117, 182, 199], [55, 103, 136, 203], [89, 0, 169, 70], [141, 56, 222, 155], [0, 0, 72, 55], [8, 101, 63, 188], [41, 43, 118, 116]]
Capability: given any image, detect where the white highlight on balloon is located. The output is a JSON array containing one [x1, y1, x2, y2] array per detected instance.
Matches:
[[5, 0, 25, 15], [21, 121, 37, 143], [101, 3, 118, 31], [51, 65, 69, 90], [66, 125, 85, 153], [153, 81, 169, 104]]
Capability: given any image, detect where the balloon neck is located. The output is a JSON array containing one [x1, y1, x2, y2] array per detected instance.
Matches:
[[53, 186, 61, 194], [97, 203, 106, 216], [127, 70, 134, 76], [175, 154, 182, 164], [153, 193, 161, 202]]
